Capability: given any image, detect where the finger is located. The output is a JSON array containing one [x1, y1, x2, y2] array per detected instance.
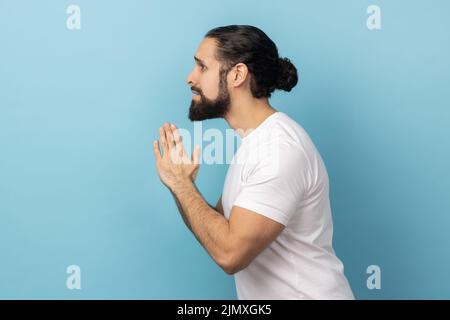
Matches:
[[153, 140, 162, 161], [164, 123, 175, 152], [171, 124, 185, 158], [159, 126, 168, 155], [192, 144, 201, 165]]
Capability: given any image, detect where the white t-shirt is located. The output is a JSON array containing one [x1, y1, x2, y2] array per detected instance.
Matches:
[[222, 111, 354, 300]]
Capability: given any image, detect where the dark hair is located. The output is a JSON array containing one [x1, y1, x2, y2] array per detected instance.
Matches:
[[205, 25, 298, 98]]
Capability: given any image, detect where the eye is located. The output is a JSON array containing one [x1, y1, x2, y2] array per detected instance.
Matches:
[[199, 64, 206, 71]]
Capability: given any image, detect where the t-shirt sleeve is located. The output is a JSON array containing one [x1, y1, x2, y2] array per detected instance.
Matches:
[[233, 142, 310, 226]]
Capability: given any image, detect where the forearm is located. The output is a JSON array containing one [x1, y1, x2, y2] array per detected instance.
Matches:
[[170, 179, 233, 269], [169, 189, 192, 232], [170, 189, 218, 233]]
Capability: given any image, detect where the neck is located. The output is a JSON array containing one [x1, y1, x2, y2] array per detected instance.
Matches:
[[224, 97, 278, 138]]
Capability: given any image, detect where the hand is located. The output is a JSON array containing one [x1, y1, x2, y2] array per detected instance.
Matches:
[[153, 122, 201, 190]]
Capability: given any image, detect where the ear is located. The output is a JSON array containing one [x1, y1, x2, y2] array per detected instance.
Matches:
[[230, 63, 249, 88]]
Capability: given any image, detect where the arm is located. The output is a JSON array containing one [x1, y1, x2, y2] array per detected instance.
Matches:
[[154, 123, 283, 274], [169, 189, 192, 232], [170, 192, 223, 232], [213, 195, 224, 216], [171, 180, 284, 275]]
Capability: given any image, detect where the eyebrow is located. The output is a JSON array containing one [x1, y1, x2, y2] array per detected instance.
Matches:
[[194, 56, 206, 65]]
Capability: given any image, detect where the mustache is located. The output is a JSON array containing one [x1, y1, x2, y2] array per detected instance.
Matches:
[[191, 86, 203, 95]]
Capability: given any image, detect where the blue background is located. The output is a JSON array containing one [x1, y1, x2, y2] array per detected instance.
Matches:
[[1, 0, 449, 299]]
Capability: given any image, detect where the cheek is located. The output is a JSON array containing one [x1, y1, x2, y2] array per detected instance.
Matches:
[[200, 74, 220, 98]]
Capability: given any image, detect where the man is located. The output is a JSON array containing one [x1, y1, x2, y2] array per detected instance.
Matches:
[[152, 25, 354, 299]]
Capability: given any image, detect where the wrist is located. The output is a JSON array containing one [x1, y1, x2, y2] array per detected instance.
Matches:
[[170, 177, 194, 194]]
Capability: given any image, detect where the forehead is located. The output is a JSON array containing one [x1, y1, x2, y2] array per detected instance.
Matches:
[[195, 37, 219, 65]]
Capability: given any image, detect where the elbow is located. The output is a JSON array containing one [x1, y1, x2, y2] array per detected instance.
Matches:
[[222, 263, 239, 276], [218, 251, 247, 275]]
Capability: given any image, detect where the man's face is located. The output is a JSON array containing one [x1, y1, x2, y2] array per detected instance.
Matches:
[[186, 37, 231, 121]]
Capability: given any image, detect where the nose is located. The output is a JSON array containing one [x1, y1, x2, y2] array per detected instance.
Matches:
[[186, 68, 195, 86]]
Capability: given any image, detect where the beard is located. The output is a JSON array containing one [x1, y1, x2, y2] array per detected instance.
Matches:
[[188, 70, 231, 121]]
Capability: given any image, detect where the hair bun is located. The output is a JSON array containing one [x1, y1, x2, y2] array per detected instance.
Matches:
[[276, 57, 298, 92]]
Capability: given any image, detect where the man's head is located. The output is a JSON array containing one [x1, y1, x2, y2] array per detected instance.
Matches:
[[187, 25, 298, 121]]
